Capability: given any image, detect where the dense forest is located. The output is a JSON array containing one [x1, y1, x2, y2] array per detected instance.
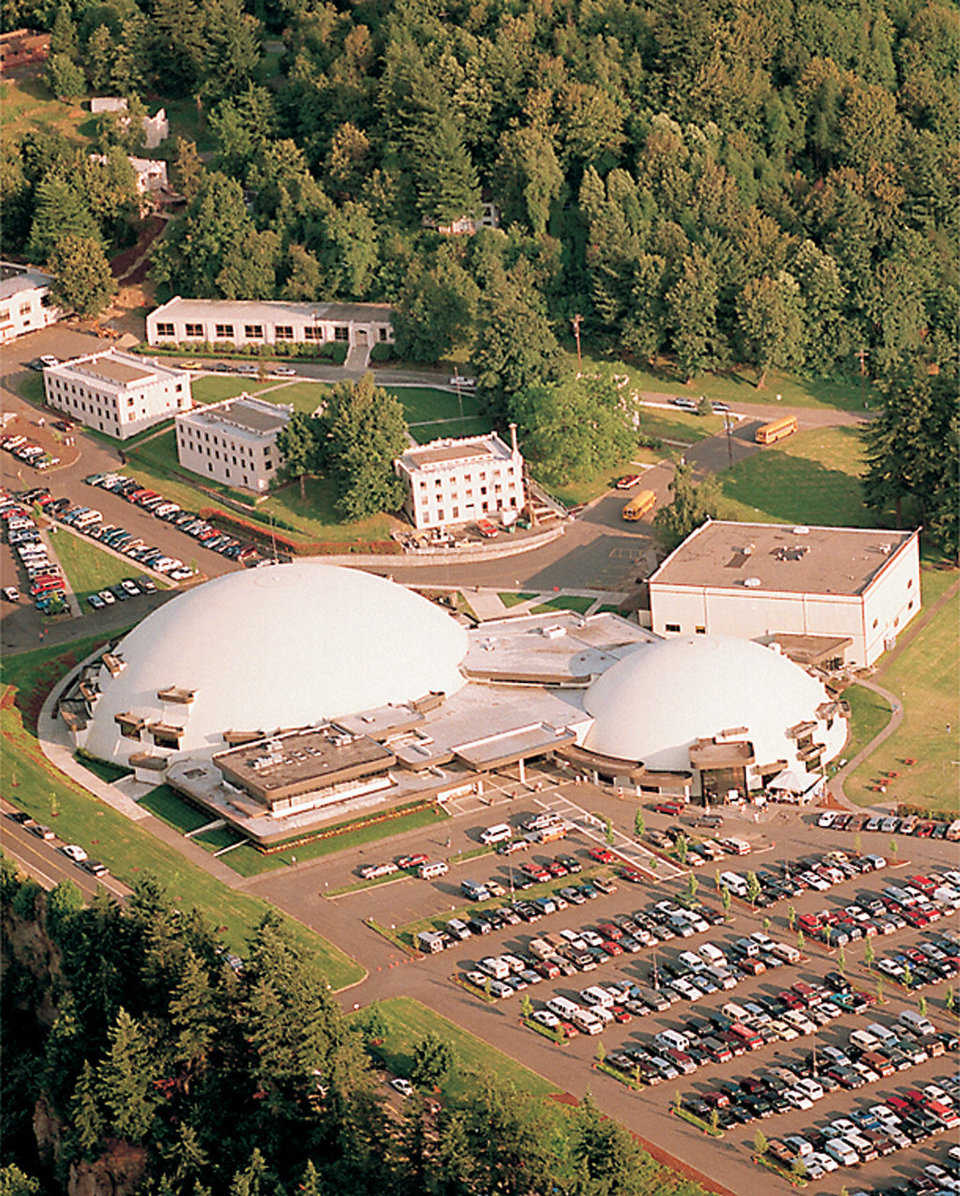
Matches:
[[1, 0, 956, 548], [0, 859, 701, 1194], [3, 0, 957, 383]]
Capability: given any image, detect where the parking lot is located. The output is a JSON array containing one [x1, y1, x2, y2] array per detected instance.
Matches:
[[237, 779, 959, 1196]]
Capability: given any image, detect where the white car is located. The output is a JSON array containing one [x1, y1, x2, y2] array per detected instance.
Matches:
[[532, 1009, 560, 1030], [783, 1136, 813, 1157], [390, 1077, 414, 1098], [488, 979, 514, 999], [806, 1151, 838, 1174], [449, 375, 476, 388], [796, 1077, 824, 1102], [817, 812, 837, 828], [61, 844, 88, 862], [272, 366, 297, 376], [98, 589, 116, 605]]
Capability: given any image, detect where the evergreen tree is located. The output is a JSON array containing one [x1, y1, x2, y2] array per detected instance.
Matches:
[[862, 370, 931, 527], [665, 249, 722, 382], [737, 271, 806, 388], [168, 949, 218, 1080], [70, 1059, 104, 1156], [48, 233, 116, 318], [28, 178, 100, 262], [393, 253, 479, 363], [86, 24, 116, 93], [275, 411, 323, 499], [432, 1110, 475, 1196], [410, 1033, 454, 1091], [46, 54, 86, 100], [282, 244, 323, 301], [411, 112, 481, 226], [97, 1008, 159, 1143], [215, 227, 280, 300], [50, 2, 79, 59], [172, 138, 204, 201], [473, 267, 562, 409]]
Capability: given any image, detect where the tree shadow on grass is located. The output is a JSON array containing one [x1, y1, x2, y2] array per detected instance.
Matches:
[[721, 450, 876, 527]]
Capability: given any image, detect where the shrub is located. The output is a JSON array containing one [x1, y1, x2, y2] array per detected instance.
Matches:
[[369, 342, 395, 362]]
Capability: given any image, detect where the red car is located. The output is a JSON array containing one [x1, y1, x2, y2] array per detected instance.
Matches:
[[620, 868, 645, 884], [609, 1005, 631, 1024], [616, 474, 645, 490], [396, 853, 428, 869], [588, 847, 616, 864], [559, 1020, 578, 1038], [601, 940, 623, 956], [653, 802, 683, 816], [596, 921, 623, 940], [476, 519, 498, 538]]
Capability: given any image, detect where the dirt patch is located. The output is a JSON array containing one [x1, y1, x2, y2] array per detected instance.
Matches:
[[110, 216, 165, 279]]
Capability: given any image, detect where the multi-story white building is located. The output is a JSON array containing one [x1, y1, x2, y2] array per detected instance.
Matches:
[[175, 395, 291, 493], [146, 297, 394, 356], [43, 350, 191, 440], [395, 428, 525, 530], [648, 521, 921, 667], [0, 263, 59, 343]]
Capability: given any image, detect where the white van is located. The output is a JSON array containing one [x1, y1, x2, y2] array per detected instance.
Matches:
[[480, 823, 512, 845], [769, 940, 802, 964], [419, 861, 449, 880], [479, 956, 510, 980], [720, 871, 748, 897], [899, 1010, 935, 1036], [655, 1029, 689, 1052], [571, 1009, 604, 1035], [698, 942, 726, 966], [547, 995, 581, 1020], [580, 985, 614, 1009]]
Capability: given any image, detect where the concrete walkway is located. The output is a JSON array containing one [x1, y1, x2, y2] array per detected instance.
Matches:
[[832, 678, 904, 809]]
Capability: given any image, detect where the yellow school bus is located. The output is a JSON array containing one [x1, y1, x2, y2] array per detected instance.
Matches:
[[622, 489, 657, 521], [755, 415, 798, 445]]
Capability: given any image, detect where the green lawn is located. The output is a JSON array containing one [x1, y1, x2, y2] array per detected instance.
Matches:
[[389, 386, 484, 425], [410, 416, 492, 443], [499, 592, 537, 607], [719, 426, 874, 527], [74, 751, 131, 785], [357, 997, 556, 1101], [52, 528, 163, 603], [846, 575, 959, 811], [529, 594, 595, 615], [831, 685, 892, 774], [570, 348, 873, 413], [638, 408, 724, 444], [0, 70, 90, 142], [0, 643, 363, 989], [189, 376, 273, 403], [139, 784, 213, 833]]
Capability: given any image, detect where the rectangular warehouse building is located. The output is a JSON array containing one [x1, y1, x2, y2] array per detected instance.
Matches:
[[175, 394, 290, 492], [649, 521, 921, 667], [395, 429, 525, 530], [147, 296, 394, 355], [43, 350, 191, 439]]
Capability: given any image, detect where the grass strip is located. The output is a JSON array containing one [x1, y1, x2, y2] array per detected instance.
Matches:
[[522, 1015, 565, 1044], [328, 870, 416, 897], [499, 592, 537, 607], [672, 1106, 724, 1138], [752, 1153, 807, 1188], [595, 1060, 644, 1091], [454, 975, 497, 1005], [365, 918, 418, 956], [74, 750, 131, 785]]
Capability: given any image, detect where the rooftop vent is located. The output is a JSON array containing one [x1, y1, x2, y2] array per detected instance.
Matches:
[[879, 543, 892, 555], [742, 543, 755, 555], [792, 526, 810, 535], [542, 625, 566, 639], [743, 577, 762, 588]]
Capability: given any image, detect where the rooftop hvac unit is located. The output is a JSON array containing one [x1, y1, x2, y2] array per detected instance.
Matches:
[[266, 738, 283, 752], [879, 543, 892, 554], [743, 577, 762, 588], [792, 526, 810, 535], [542, 624, 566, 639], [742, 543, 755, 555]]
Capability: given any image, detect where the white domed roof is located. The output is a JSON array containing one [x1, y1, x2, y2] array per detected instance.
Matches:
[[583, 634, 843, 771], [86, 563, 467, 761]]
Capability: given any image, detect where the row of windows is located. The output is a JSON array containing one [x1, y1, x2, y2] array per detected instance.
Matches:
[[160, 322, 365, 342], [180, 437, 273, 471], [664, 623, 706, 634], [180, 427, 261, 458], [426, 496, 518, 522]]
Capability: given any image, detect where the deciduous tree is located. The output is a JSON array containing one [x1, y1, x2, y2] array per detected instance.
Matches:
[[47, 235, 117, 318]]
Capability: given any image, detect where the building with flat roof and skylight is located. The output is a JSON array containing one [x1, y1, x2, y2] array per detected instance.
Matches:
[[42, 350, 191, 439], [649, 520, 921, 667], [395, 428, 525, 530], [175, 394, 291, 492]]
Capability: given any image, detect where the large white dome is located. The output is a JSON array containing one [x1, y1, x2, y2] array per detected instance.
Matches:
[[85, 563, 468, 762], [582, 634, 846, 771]]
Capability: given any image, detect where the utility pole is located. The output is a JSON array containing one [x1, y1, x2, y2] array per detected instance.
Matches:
[[855, 347, 869, 409], [453, 375, 463, 422], [571, 313, 583, 368], [724, 412, 734, 468]]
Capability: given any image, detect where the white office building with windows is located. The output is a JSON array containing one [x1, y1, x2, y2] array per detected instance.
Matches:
[[395, 429, 525, 530], [175, 395, 290, 493], [0, 263, 59, 343], [42, 350, 191, 439], [146, 296, 394, 354]]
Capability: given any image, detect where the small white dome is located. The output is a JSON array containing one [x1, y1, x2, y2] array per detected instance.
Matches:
[[583, 634, 845, 771], [85, 563, 468, 762]]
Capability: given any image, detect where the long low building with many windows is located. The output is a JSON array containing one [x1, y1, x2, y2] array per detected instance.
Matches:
[[42, 350, 191, 439], [174, 394, 290, 493], [146, 296, 394, 354]]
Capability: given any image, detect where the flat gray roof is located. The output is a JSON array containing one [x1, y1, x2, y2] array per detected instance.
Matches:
[[180, 396, 290, 437], [399, 432, 511, 472], [152, 296, 393, 324], [649, 521, 917, 597], [0, 268, 51, 299]]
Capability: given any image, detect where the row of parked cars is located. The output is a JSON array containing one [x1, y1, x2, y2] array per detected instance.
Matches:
[[798, 869, 960, 950], [1, 491, 67, 614], [1, 432, 60, 472], [645, 823, 752, 865], [718, 848, 887, 909], [873, 932, 960, 990], [84, 473, 263, 566], [819, 809, 960, 842], [762, 1070, 960, 1180], [7, 810, 108, 878]]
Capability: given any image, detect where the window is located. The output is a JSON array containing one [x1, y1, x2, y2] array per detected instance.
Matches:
[[215, 323, 234, 338], [907, 578, 913, 588], [156, 321, 175, 337], [152, 727, 183, 750], [665, 623, 681, 633], [303, 326, 322, 341], [265, 460, 273, 470], [127, 396, 134, 406], [244, 324, 263, 339], [185, 323, 204, 338], [41, 293, 53, 308], [0, 308, 8, 322], [907, 599, 913, 610], [695, 626, 706, 634], [872, 618, 878, 628], [116, 718, 142, 742], [379, 327, 388, 341], [19, 302, 30, 315], [275, 325, 293, 339], [334, 326, 349, 341]]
